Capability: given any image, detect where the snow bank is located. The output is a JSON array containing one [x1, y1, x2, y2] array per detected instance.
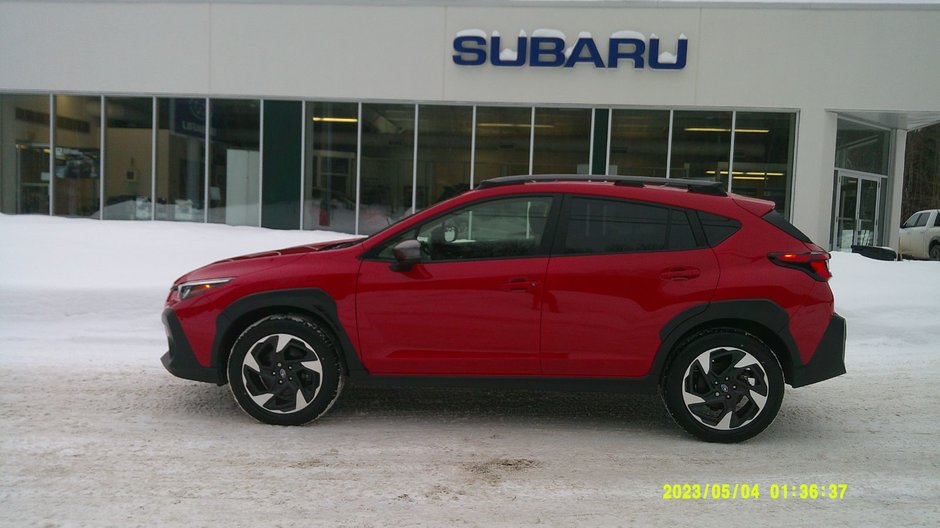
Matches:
[[1, 214, 939, 526], [0, 214, 350, 290]]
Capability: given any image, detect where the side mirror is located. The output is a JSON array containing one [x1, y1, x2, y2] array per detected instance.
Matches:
[[391, 239, 422, 272]]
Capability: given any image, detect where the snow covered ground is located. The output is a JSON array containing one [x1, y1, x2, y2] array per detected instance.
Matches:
[[0, 213, 938, 527]]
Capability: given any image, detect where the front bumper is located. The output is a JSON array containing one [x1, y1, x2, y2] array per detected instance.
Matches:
[[161, 309, 223, 385], [789, 313, 847, 388]]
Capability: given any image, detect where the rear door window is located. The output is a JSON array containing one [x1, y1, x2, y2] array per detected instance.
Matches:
[[560, 197, 700, 254]]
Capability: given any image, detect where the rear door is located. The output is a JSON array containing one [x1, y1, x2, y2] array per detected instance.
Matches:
[[540, 196, 719, 377]]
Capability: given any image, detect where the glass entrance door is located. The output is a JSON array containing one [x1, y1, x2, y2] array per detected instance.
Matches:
[[835, 176, 858, 250], [857, 179, 879, 246], [833, 170, 882, 250]]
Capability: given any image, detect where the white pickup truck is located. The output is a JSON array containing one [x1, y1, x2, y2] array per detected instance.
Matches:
[[899, 209, 940, 260]]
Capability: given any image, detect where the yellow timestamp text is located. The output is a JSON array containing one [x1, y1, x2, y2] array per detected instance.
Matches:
[[662, 483, 848, 500]]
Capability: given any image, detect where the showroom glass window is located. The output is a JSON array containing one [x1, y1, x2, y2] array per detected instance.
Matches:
[[208, 99, 260, 225], [608, 110, 670, 177], [532, 108, 592, 174], [304, 102, 359, 233], [835, 119, 890, 175], [0, 94, 50, 215], [474, 106, 532, 181], [103, 97, 153, 220], [53, 95, 100, 218], [670, 111, 733, 185], [359, 103, 415, 235], [730, 112, 795, 215], [154, 97, 206, 222], [416, 104, 472, 210]]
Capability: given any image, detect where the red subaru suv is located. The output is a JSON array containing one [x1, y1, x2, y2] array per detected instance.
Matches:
[[162, 175, 846, 442]]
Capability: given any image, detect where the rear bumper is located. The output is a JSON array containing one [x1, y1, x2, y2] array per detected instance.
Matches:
[[789, 313, 846, 388], [161, 309, 223, 385]]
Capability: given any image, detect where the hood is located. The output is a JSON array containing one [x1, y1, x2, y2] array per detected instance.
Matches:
[[173, 238, 362, 285]]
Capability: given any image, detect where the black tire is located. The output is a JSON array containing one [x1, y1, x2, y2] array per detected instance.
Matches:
[[227, 315, 344, 426], [662, 330, 784, 443], [929, 243, 940, 261]]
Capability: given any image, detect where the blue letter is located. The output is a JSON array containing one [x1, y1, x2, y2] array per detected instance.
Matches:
[[491, 35, 527, 67], [649, 38, 688, 70], [529, 37, 565, 67], [452, 36, 487, 66], [608, 38, 646, 69], [565, 37, 605, 68]]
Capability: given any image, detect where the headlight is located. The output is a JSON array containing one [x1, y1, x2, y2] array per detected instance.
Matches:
[[174, 278, 233, 300]]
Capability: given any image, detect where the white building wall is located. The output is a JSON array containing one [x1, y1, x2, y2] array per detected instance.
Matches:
[[1, 1, 939, 245], [792, 110, 840, 245]]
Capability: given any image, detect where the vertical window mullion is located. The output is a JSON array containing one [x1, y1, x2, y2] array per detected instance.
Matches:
[[728, 111, 737, 193], [605, 107, 612, 175], [412, 104, 419, 215], [258, 99, 265, 228], [151, 96, 157, 221], [589, 108, 595, 173], [204, 97, 210, 223], [470, 105, 477, 188], [528, 107, 535, 174], [354, 102, 362, 235], [299, 100, 306, 230], [665, 109, 674, 179], [48, 94, 55, 215], [99, 95, 105, 220]]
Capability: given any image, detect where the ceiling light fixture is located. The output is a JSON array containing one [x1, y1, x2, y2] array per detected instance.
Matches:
[[706, 170, 784, 177], [684, 127, 770, 134], [477, 123, 554, 129], [312, 117, 358, 123]]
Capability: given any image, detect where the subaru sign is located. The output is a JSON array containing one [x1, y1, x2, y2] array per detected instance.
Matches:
[[452, 29, 687, 70]]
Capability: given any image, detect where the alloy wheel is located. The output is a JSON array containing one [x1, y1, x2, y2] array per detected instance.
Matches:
[[680, 346, 770, 431], [240, 333, 323, 414]]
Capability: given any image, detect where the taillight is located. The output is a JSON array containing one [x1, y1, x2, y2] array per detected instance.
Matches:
[[768, 252, 832, 281]]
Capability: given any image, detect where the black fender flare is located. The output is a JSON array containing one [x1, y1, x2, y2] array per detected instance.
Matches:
[[650, 300, 800, 384], [211, 288, 366, 384]]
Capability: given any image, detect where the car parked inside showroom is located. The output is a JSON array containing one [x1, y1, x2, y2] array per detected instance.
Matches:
[[162, 175, 846, 443], [899, 209, 940, 260]]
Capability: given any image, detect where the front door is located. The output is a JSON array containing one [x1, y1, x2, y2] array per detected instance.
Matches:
[[356, 195, 556, 376]]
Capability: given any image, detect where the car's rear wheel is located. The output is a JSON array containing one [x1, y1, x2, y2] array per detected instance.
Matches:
[[228, 315, 343, 425], [929, 243, 940, 261], [662, 330, 784, 443]]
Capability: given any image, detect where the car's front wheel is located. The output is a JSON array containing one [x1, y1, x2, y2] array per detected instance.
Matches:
[[662, 330, 784, 443], [228, 315, 344, 425], [929, 243, 940, 261]]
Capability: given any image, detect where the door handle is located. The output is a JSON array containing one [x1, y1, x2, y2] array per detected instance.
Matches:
[[501, 277, 536, 292], [660, 267, 701, 281]]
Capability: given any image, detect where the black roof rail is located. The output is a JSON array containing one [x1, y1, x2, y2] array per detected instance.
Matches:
[[476, 174, 727, 196]]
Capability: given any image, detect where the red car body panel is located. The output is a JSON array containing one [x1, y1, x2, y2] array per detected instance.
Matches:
[[540, 248, 719, 377], [164, 180, 840, 383], [356, 257, 548, 375]]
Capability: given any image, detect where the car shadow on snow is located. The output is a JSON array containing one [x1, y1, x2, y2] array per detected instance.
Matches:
[[328, 383, 679, 433], [160, 379, 678, 435], [154, 376, 844, 443]]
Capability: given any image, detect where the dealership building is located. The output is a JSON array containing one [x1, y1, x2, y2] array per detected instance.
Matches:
[[1, 0, 939, 250]]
